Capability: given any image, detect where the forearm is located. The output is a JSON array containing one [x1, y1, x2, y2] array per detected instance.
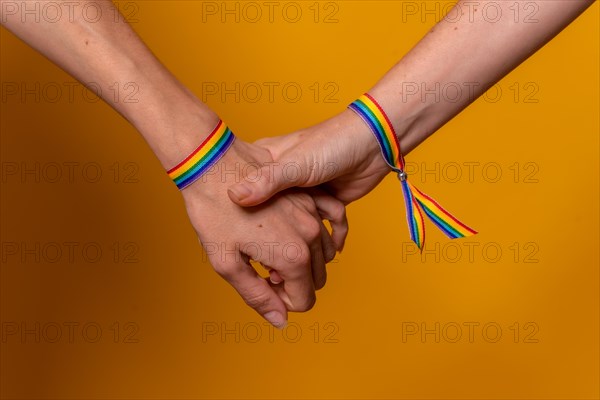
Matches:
[[0, 0, 216, 167], [368, 0, 595, 153]]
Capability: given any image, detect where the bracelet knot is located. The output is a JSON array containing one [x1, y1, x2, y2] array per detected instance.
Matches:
[[349, 93, 477, 251]]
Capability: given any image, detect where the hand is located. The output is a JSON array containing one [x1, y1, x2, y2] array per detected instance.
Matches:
[[227, 109, 391, 207], [181, 138, 348, 328]]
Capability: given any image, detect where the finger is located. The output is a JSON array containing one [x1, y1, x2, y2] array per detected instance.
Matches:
[[276, 241, 317, 312], [310, 232, 328, 290], [269, 270, 284, 284], [245, 233, 316, 312], [319, 222, 337, 264], [304, 202, 334, 281], [310, 189, 349, 252], [267, 225, 330, 288], [258, 261, 283, 284], [228, 162, 299, 207], [212, 259, 288, 329]]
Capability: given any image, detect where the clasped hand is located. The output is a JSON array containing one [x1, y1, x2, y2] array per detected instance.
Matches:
[[184, 110, 390, 328]]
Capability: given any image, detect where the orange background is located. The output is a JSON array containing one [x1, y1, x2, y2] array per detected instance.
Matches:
[[1, 1, 598, 399]]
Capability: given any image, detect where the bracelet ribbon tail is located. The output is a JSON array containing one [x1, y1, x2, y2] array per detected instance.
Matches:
[[348, 93, 477, 251], [398, 172, 477, 251]]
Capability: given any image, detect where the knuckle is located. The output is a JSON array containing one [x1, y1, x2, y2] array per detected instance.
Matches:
[[277, 261, 303, 281], [301, 219, 322, 242], [242, 290, 272, 312], [332, 202, 347, 222], [211, 260, 237, 280], [296, 246, 312, 267], [278, 242, 310, 269]]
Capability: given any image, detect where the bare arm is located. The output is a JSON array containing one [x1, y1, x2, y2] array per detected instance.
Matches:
[[371, 0, 596, 153], [1, 0, 216, 166], [1, 0, 350, 327], [228, 0, 596, 205]]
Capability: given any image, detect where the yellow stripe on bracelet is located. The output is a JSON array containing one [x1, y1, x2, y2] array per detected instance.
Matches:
[[349, 93, 477, 250], [167, 120, 235, 190]]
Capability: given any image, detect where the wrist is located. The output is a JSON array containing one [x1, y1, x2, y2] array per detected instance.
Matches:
[[303, 108, 391, 185], [314, 109, 387, 163], [116, 66, 219, 169], [367, 85, 430, 156], [336, 108, 391, 173], [180, 138, 273, 204], [139, 99, 220, 168]]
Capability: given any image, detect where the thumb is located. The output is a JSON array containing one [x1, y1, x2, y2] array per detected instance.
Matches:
[[228, 163, 300, 206]]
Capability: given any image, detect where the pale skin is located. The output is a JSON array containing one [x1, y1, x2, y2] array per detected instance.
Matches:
[[0, 0, 350, 329], [228, 0, 595, 212], [227, 0, 595, 283], [1, 0, 595, 324]]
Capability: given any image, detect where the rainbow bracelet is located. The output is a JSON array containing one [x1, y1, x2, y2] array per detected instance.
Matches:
[[349, 93, 477, 250], [167, 120, 235, 190]]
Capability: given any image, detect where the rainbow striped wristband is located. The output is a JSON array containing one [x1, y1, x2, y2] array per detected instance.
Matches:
[[167, 120, 235, 190], [349, 93, 477, 250]]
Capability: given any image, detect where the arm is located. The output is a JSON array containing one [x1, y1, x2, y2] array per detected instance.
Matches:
[[1, 0, 215, 166], [370, 0, 595, 154], [228, 0, 595, 205], [1, 0, 349, 327]]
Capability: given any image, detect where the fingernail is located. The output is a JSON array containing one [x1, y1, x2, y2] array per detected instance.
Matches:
[[269, 270, 283, 284], [269, 276, 283, 284], [228, 184, 251, 202], [264, 311, 287, 329]]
